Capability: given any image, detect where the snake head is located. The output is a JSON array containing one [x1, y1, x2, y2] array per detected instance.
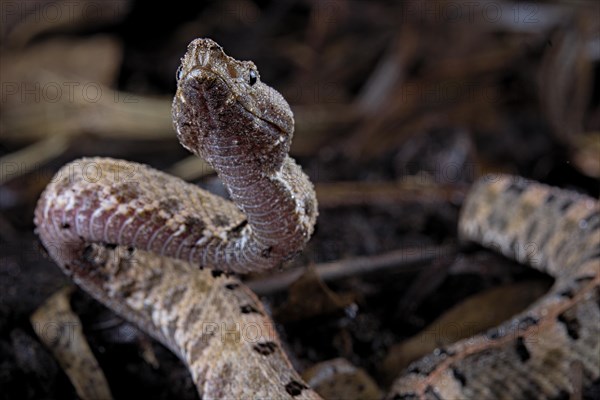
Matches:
[[173, 38, 294, 168]]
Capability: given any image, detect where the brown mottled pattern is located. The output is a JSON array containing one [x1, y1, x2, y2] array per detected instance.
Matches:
[[34, 39, 321, 399], [34, 38, 599, 400], [388, 175, 599, 399]]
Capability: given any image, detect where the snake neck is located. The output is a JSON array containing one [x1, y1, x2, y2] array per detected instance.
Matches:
[[172, 75, 317, 272]]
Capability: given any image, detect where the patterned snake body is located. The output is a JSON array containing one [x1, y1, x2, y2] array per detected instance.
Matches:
[[34, 39, 599, 399], [389, 177, 600, 399]]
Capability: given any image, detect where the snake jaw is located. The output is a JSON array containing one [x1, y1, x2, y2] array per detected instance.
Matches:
[[175, 38, 294, 139], [173, 64, 292, 176]]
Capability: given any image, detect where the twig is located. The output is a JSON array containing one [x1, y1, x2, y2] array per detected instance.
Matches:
[[167, 156, 214, 181], [247, 245, 456, 295], [0, 135, 69, 184], [315, 180, 466, 209]]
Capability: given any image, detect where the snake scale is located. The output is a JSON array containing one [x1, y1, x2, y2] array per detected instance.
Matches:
[[34, 39, 599, 399]]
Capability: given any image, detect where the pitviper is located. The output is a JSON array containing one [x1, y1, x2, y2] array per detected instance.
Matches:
[[34, 39, 599, 399]]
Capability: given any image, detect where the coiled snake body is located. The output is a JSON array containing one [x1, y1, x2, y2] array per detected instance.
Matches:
[[34, 39, 599, 399]]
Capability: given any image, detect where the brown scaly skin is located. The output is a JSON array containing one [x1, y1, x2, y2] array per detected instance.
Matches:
[[34, 39, 321, 399], [34, 39, 599, 399], [172, 39, 317, 273], [388, 176, 599, 399]]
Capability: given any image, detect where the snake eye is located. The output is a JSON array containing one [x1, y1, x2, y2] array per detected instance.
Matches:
[[248, 70, 257, 86], [176, 65, 184, 81]]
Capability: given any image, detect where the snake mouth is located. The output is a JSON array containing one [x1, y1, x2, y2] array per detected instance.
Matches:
[[178, 67, 288, 134], [179, 67, 221, 93]]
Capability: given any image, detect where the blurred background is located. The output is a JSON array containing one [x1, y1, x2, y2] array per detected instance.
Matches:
[[0, 0, 598, 399]]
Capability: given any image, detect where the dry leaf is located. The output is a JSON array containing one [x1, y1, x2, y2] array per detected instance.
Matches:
[[302, 358, 382, 400], [30, 286, 113, 400], [381, 280, 550, 383], [275, 265, 355, 322]]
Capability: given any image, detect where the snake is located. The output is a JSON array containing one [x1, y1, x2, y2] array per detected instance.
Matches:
[[34, 38, 599, 399]]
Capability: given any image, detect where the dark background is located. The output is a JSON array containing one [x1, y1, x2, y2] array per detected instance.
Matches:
[[0, 0, 598, 398]]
